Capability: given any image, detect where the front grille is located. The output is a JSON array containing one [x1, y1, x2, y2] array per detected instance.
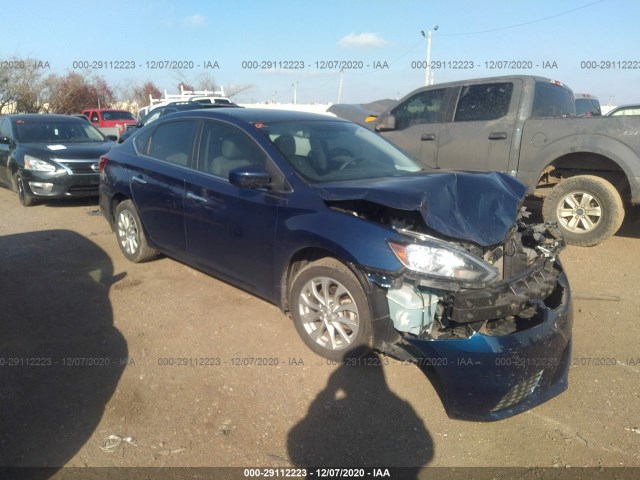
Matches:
[[491, 370, 544, 412], [68, 185, 99, 192], [56, 159, 100, 175]]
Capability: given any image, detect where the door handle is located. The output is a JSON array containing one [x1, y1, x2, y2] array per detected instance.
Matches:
[[131, 176, 147, 185], [488, 132, 508, 140], [186, 192, 207, 203], [421, 133, 436, 141]]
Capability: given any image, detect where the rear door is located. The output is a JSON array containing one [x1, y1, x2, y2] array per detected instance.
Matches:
[[183, 120, 285, 297], [129, 119, 199, 257], [436, 80, 521, 172]]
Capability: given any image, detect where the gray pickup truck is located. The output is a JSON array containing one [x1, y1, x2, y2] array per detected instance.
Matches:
[[369, 75, 640, 246]]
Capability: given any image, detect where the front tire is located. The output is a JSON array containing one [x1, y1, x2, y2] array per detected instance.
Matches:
[[289, 258, 372, 361], [13, 170, 34, 207], [114, 200, 158, 263], [542, 175, 624, 247]]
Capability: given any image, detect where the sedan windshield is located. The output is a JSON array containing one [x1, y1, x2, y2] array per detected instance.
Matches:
[[15, 120, 107, 143], [256, 120, 423, 182]]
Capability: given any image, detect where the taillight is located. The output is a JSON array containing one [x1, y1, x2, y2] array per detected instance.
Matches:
[[99, 155, 108, 174]]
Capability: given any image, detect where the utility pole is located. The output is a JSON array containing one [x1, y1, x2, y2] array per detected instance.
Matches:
[[292, 82, 298, 105], [337, 69, 344, 103], [421, 26, 438, 86]]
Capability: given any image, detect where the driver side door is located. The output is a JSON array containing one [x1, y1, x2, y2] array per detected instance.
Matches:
[[376, 87, 453, 168]]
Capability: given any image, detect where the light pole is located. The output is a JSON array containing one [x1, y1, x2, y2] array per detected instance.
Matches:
[[421, 26, 438, 86], [337, 69, 344, 103], [292, 82, 299, 105]]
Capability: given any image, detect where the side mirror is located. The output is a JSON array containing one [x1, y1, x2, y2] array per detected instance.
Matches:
[[0, 136, 12, 145], [375, 114, 396, 132], [106, 135, 118, 142], [229, 165, 271, 189]]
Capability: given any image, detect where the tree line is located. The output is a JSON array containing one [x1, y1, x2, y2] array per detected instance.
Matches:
[[0, 56, 252, 115]]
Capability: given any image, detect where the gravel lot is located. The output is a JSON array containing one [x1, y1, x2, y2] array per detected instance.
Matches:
[[0, 187, 639, 477]]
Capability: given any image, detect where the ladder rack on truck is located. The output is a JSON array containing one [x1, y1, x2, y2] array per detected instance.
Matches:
[[139, 85, 232, 118]]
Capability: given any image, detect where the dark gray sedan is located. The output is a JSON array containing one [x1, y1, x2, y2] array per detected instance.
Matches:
[[0, 114, 113, 206]]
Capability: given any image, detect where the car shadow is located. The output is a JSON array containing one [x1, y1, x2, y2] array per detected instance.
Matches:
[[42, 196, 99, 208], [0, 230, 127, 474], [287, 349, 433, 476]]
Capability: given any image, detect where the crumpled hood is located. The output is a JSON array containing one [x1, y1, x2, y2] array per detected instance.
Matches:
[[315, 171, 528, 247]]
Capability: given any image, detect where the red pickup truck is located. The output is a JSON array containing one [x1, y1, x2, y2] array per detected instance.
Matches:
[[82, 109, 137, 138]]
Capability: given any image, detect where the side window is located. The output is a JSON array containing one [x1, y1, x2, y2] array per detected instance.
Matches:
[[611, 107, 640, 116], [133, 126, 154, 155], [0, 119, 11, 139], [392, 88, 447, 130], [454, 83, 513, 122], [147, 120, 198, 167], [197, 121, 266, 179]]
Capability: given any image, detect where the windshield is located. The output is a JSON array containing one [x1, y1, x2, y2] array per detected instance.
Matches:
[[575, 98, 601, 116], [102, 111, 135, 121], [15, 119, 107, 143], [256, 120, 423, 182]]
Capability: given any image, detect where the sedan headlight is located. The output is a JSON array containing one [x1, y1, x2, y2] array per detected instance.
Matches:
[[24, 155, 57, 172], [388, 239, 498, 283]]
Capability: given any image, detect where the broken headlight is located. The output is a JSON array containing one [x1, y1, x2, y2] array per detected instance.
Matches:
[[388, 238, 498, 284]]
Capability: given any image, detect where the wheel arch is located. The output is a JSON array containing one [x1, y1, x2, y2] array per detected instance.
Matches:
[[279, 247, 360, 314], [279, 246, 399, 355], [108, 192, 130, 223], [539, 152, 631, 201]]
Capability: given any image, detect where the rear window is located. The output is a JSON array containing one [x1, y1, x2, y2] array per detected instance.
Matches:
[[532, 82, 576, 118]]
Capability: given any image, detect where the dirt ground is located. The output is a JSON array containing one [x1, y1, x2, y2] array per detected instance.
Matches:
[[0, 186, 639, 478]]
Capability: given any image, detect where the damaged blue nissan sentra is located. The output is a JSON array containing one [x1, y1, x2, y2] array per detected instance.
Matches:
[[99, 108, 572, 420]]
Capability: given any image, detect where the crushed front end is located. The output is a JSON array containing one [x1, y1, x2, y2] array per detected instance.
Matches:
[[366, 215, 572, 421], [320, 172, 572, 420]]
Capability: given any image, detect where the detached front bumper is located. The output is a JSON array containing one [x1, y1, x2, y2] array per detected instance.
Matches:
[[372, 265, 572, 421]]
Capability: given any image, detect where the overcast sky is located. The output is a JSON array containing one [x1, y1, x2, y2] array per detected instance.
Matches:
[[4, 0, 639, 106]]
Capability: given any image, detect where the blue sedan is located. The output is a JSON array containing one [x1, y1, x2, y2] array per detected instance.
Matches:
[[99, 108, 572, 420]]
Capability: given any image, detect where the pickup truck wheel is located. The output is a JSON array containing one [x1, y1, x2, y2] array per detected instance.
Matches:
[[542, 175, 624, 246], [289, 258, 372, 361], [13, 170, 34, 207], [114, 200, 158, 263]]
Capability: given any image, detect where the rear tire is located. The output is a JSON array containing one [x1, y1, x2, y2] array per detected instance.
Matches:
[[288, 258, 372, 361], [114, 200, 158, 263], [542, 175, 624, 246]]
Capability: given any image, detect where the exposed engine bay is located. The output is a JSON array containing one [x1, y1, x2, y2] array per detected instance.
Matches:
[[328, 199, 566, 341]]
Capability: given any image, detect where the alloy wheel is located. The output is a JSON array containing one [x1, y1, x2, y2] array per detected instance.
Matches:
[[556, 191, 602, 233], [297, 276, 359, 352]]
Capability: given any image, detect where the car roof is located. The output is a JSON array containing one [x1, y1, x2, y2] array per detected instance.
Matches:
[[161, 107, 346, 124], [1, 113, 88, 122], [83, 108, 130, 112], [611, 103, 640, 109]]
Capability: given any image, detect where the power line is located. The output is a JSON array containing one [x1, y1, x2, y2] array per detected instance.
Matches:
[[439, 0, 605, 36]]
